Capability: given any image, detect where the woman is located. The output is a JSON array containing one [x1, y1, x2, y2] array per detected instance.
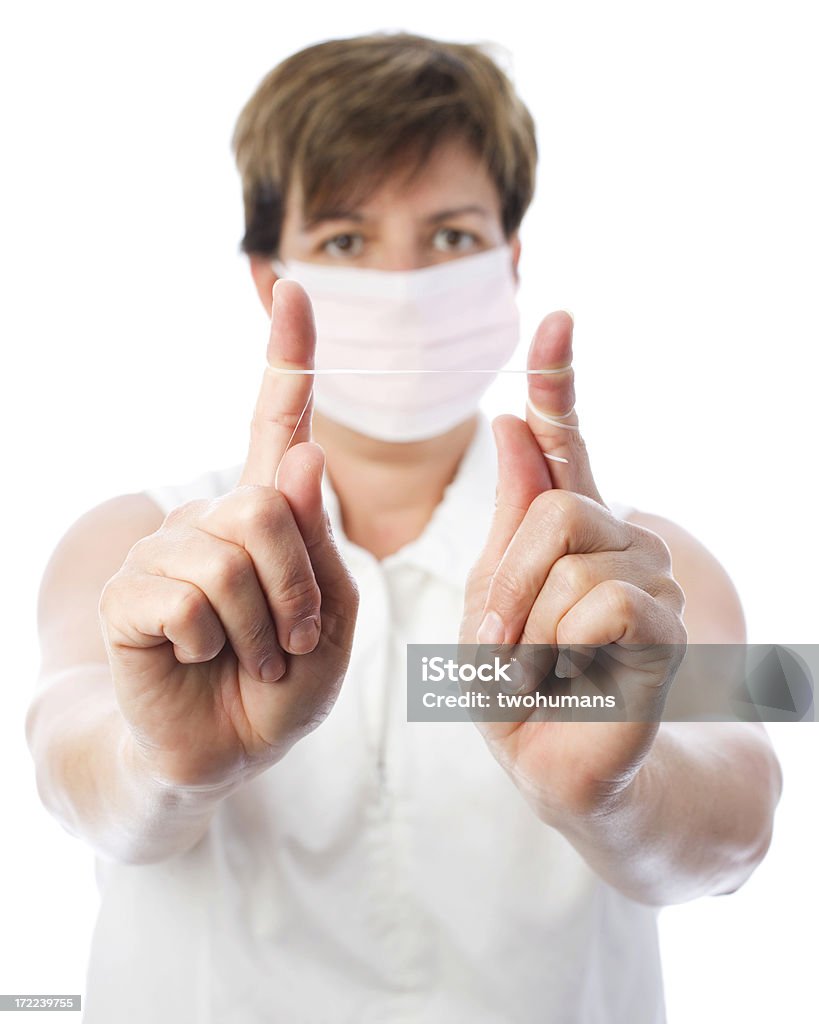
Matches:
[[27, 31, 781, 1023]]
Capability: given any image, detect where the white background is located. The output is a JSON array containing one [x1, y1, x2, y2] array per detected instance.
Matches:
[[1, 1, 816, 1020]]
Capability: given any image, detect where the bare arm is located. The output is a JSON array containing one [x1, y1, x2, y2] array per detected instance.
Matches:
[[26, 281, 359, 866], [26, 494, 234, 864], [555, 512, 783, 905], [460, 308, 782, 906]]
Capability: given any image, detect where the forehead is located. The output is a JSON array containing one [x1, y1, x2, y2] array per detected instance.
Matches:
[[289, 137, 502, 225]]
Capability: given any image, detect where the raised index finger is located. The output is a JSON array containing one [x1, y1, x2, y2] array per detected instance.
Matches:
[[526, 310, 603, 503], [240, 279, 317, 488]]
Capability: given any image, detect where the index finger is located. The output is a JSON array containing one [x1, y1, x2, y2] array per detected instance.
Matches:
[[240, 279, 317, 488], [526, 310, 604, 503]]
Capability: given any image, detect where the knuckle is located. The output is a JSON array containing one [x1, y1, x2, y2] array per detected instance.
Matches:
[[570, 429, 588, 455], [168, 586, 213, 638], [124, 532, 158, 567], [97, 573, 122, 622], [236, 613, 276, 655], [98, 568, 143, 631], [210, 544, 253, 592], [236, 486, 289, 533], [249, 405, 303, 450], [638, 525, 672, 566], [531, 489, 579, 540], [163, 505, 186, 528], [191, 494, 232, 526], [249, 408, 303, 444], [605, 579, 634, 617], [489, 568, 526, 608], [465, 562, 493, 596], [530, 488, 558, 518], [344, 571, 361, 610], [248, 413, 267, 446], [276, 572, 321, 621], [317, 509, 337, 549], [551, 555, 594, 599], [165, 498, 207, 527], [664, 575, 686, 614]]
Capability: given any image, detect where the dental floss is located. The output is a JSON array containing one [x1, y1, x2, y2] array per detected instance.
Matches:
[[269, 365, 575, 486]]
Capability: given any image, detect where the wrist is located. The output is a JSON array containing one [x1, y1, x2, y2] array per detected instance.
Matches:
[[118, 728, 241, 819], [535, 737, 661, 849]]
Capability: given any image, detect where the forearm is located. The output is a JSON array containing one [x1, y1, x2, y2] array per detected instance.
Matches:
[[26, 666, 238, 865], [552, 722, 782, 905]]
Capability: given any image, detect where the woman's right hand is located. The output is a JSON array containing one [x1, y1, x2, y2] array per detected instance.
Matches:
[[98, 280, 359, 790]]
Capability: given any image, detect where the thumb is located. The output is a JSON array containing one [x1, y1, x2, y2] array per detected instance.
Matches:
[[274, 439, 324, 533], [274, 442, 351, 601], [461, 415, 552, 644], [481, 413, 553, 570]]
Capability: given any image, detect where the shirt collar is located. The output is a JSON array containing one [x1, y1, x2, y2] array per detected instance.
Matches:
[[321, 413, 497, 591]]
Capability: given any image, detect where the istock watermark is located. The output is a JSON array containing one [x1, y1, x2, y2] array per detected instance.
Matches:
[[421, 655, 515, 684], [407, 644, 818, 723]]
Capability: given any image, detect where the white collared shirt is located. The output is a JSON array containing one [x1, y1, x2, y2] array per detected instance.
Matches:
[[83, 413, 664, 1023]]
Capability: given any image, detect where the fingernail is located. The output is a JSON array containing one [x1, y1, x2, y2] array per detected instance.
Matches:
[[554, 651, 572, 679], [288, 616, 320, 655], [500, 658, 528, 695], [259, 651, 286, 682], [270, 279, 282, 322], [561, 309, 574, 324], [477, 611, 505, 646]]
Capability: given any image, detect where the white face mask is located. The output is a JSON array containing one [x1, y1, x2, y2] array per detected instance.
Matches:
[[270, 243, 520, 442]]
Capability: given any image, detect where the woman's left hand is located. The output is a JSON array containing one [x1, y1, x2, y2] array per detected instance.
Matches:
[[459, 311, 688, 827]]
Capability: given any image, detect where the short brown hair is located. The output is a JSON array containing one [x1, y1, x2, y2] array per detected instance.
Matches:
[[231, 31, 538, 256]]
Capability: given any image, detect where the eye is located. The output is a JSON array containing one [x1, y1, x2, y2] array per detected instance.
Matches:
[[433, 227, 479, 253], [321, 233, 364, 257]]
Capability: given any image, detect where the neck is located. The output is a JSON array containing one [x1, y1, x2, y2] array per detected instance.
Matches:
[[312, 411, 478, 560]]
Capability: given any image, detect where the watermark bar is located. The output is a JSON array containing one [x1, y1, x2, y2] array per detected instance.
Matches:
[[407, 644, 818, 723], [0, 995, 81, 1011]]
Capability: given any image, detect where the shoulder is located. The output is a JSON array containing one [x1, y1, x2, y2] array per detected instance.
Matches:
[[42, 492, 165, 599], [38, 493, 166, 668], [624, 509, 746, 643]]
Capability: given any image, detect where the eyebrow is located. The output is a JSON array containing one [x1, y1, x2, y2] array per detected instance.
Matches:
[[302, 204, 492, 231]]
